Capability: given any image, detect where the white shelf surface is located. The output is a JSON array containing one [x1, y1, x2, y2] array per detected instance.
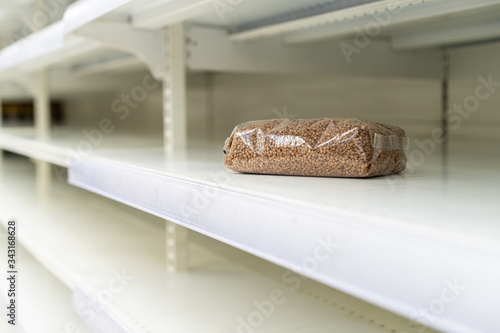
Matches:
[[69, 140, 500, 333], [0, 21, 99, 75], [0, 127, 163, 167], [0, 232, 92, 333], [0, 22, 64, 72], [0, 156, 417, 333]]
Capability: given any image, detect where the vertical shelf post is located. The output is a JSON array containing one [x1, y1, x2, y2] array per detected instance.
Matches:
[[35, 69, 51, 197], [163, 23, 189, 272], [35, 69, 50, 139], [441, 51, 450, 172], [165, 220, 189, 273], [441, 52, 450, 146], [163, 23, 187, 155]]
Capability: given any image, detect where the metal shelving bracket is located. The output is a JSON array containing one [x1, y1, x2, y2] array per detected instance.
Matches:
[[72, 21, 166, 80]]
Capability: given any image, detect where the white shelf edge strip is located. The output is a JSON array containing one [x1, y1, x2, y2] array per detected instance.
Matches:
[[283, 0, 500, 45], [0, 132, 69, 167], [229, 0, 433, 42], [391, 19, 500, 50], [69, 158, 500, 333]]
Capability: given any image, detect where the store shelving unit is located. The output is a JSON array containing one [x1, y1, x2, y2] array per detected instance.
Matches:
[[1, 0, 500, 332]]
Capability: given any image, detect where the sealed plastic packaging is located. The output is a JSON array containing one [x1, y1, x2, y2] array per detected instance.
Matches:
[[223, 118, 408, 178]]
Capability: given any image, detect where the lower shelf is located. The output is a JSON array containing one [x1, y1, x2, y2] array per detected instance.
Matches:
[[0, 231, 92, 333], [0, 154, 430, 333]]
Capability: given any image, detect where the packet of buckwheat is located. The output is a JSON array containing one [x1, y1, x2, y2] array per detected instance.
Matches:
[[223, 118, 408, 177]]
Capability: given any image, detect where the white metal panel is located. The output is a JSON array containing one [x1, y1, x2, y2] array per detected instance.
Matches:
[[69, 143, 500, 333], [187, 26, 441, 78], [209, 73, 441, 144], [448, 42, 500, 140]]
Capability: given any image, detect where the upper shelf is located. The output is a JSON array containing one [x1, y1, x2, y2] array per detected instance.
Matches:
[[278, 0, 500, 49], [1, 0, 500, 84], [0, 21, 100, 77], [64, 0, 500, 47], [68, 137, 500, 333]]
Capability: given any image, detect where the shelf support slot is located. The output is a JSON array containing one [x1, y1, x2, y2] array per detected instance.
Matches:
[[35, 69, 52, 197], [163, 24, 189, 273], [441, 51, 450, 163], [163, 24, 187, 154], [165, 220, 189, 273]]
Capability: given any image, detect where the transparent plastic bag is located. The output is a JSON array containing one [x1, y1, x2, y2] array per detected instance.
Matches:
[[223, 118, 408, 178]]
